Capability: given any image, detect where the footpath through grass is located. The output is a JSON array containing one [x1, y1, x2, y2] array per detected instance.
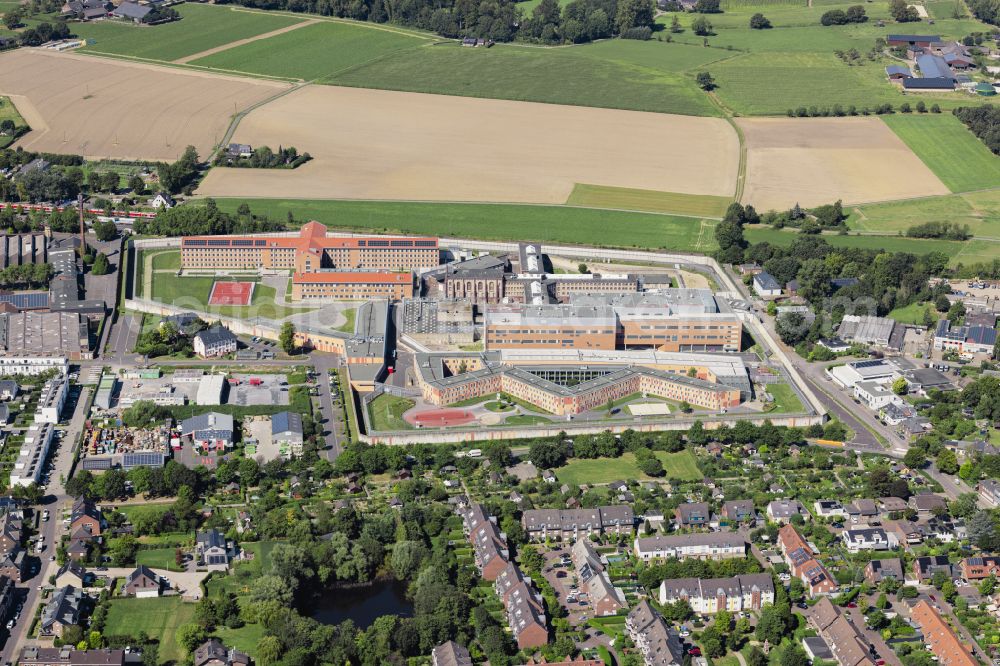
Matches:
[[75, 4, 305, 62], [191, 20, 426, 80], [881, 114, 1000, 193]]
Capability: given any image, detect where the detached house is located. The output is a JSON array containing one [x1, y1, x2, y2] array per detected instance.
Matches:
[[767, 500, 808, 524], [195, 530, 235, 571], [193, 326, 238, 359], [674, 502, 710, 529], [123, 565, 163, 598], [842, 527, 897, 552], [40, 586, 85, 638]]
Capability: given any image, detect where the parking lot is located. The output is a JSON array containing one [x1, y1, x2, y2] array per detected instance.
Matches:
[[227, 374, 290, 407], [541, 547, 592, 626], [244, 415, 282, 461]]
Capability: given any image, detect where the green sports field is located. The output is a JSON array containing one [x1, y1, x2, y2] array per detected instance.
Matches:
[[191, 20, 428, 80], [74, 4, 305, 62], [881, 114, 1000, 193], [566, 184, 732, 217]]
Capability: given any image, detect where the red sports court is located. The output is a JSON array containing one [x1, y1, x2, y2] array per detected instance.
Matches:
[[208, 281, 255, 306], [404, 408, 476, 427]]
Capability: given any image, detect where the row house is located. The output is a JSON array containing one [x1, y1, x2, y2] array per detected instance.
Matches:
[[460, 503, 509, 581], [778, 525, 837, 597], [626, 600, 685, 666], [658, 573, 775, 614], [809, 597, 876, 666], [521, 506, 634, 541], [911, 599, 978, 666], [572, 538, 628, 617], [633, 533, 746, 562]]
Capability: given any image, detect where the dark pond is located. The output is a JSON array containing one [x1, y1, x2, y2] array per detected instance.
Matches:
[[312, 579, 414, 628]]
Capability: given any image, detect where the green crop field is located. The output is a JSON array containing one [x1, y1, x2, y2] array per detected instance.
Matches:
[[566, 184, 732, 217], [207, 198, 719, 253], [191, 20, 427, 80], [104, 597, 195, 663], [327, 40, 723, 116], [881, 114, 1000, 193], [848, 190, 1000, 240], [75, 4, 305, 62]]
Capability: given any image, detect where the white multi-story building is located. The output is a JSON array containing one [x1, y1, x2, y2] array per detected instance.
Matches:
[[633, 533, 746, 562], [853, 380, 902, 410], [10, 423, 54, 487], [0, 357, 69, 376], [35, 378, 67, 424], [842, 527, 897, 552]]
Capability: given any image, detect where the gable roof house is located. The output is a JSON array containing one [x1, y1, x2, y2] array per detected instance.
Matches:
[[40, 586, 85, 638], [909, 493, 947, 517], [842, 527, 897, 552], [431, 641, 472, 666], [809, 597, 876, 666], [193, 639, 251, 666], [722, 500, 757, 524], [752, 272, 782, 299], [767, 499, 808, 523], [626, 600, 685, 666], [913, 555, 954, 582], [0, 380, 18, 401], [70, 497, 102, 537], [675, 502, 710, 528], [193, 326, 238, 359], [865, 558, 904, 585], [634, 533, 747, 562], [123, 565, 163, 598], [778, 524, 837, 597], [659, 573, 775, 614], [54, 561, 89, 589], [911, 600, 977, 666]]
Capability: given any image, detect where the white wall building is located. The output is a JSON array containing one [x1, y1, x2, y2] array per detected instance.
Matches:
[[35, 378, 68, 424], [633, 534, 746, 562], [853, 381, 902, 410], [10, 423, 54, 487], [0, 358, 69, 376]]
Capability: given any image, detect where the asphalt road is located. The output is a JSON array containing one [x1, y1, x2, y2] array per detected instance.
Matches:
[[308, 352, 346, 462], [0, 386, 90, 664]]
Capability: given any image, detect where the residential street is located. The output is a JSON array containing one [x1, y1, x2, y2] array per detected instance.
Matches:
[[0, 386, 90, 664]]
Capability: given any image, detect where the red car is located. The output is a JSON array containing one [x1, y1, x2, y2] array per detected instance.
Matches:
[[876, 660, 886, 665], [688, 648, 702, 656], [929, 595, 936, 601], [847, 602, 857, 608]]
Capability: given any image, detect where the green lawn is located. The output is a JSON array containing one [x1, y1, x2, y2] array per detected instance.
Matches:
[[327, 40, 723, 117], [336, 307, 357, 333], [104, 597, 195, 662], [136, 547, 184, 572], [764, 383, 805, 414], [566, 184, 733, 217], [75, 4, 305, 62], [503, 415, 552, 425], [191, 20, 426, 80], [557, 449, 701, 485], [888, 300, 937, 325], [881, 114, 1000, 193], [151, 249, 181, 272], [150, 274, 311, 319], [367, 393, 415, 431], [208, 198, 718, 253], [213, 624, 266, 659]]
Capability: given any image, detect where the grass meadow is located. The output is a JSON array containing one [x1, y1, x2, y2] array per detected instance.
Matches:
[[207, 198, 720, 253], [556, 450, 702, 485], [104, 597, 195, 663], [74, 4, 305, 62], [0, 96, 28, 149], [191, 20, 428, 80], [566, 184, 732, 217], [207, 197, 1000, 265], [888, 300, 937, 324], [848, 190, 1000, 240], [880, 114, 1000, 193]]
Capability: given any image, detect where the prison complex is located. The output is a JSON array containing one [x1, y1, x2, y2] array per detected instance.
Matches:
[[181, 222, 438, 272]]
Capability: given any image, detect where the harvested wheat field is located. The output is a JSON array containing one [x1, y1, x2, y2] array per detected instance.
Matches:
[[0, 49, 289, 161], [738, 117, 949, 211], [197, 85, 739, 203]]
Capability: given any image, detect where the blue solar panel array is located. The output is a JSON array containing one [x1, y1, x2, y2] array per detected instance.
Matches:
[[122, 452, 167, 469], [0, 293, 49, 309]]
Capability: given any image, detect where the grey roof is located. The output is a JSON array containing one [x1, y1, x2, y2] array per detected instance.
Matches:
[[522, 506, 634, 532], [112, 1, 151, 18], [887, 34, 941, 41], [754, 272, 781, 291], [903, 77, 954, 89], [885, 65, 912, 77], [271, 411, 303, 436], [634, 532, 746, 552], [838, 315, 896, 345], [867, 558, 904, 580], [180, 412, 234, 440], [196, 529, 226, 550], [916, 53, 953, 79], [41, 585, 83, 632], [194, 326, 236, 347], [627, 600, 685, 666], [431, 641, 473, 666]]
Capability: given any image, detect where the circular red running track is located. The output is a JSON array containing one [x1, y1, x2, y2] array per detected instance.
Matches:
[[405, 408, 476, 426]]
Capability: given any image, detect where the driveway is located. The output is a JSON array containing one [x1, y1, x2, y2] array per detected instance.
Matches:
[[99, 567, 210, 601]]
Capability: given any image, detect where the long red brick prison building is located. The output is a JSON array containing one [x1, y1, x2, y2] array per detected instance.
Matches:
[[180, 222, 438, 301]]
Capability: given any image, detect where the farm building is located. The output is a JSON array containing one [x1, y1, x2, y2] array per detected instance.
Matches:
[[976, 82, 997, 96], [885, 65, 912, 80], [887, 34, 940, 47], [915, 54, 954, 80], [112, 1, 151, 22], [903, 77, 955, 90]]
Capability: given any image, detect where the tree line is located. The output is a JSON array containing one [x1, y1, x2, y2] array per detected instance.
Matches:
[[132, 199, 285, 236], [953, 105, 1000, 155], [215, 0, 658, 44], [213, 145, 312, 169]]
